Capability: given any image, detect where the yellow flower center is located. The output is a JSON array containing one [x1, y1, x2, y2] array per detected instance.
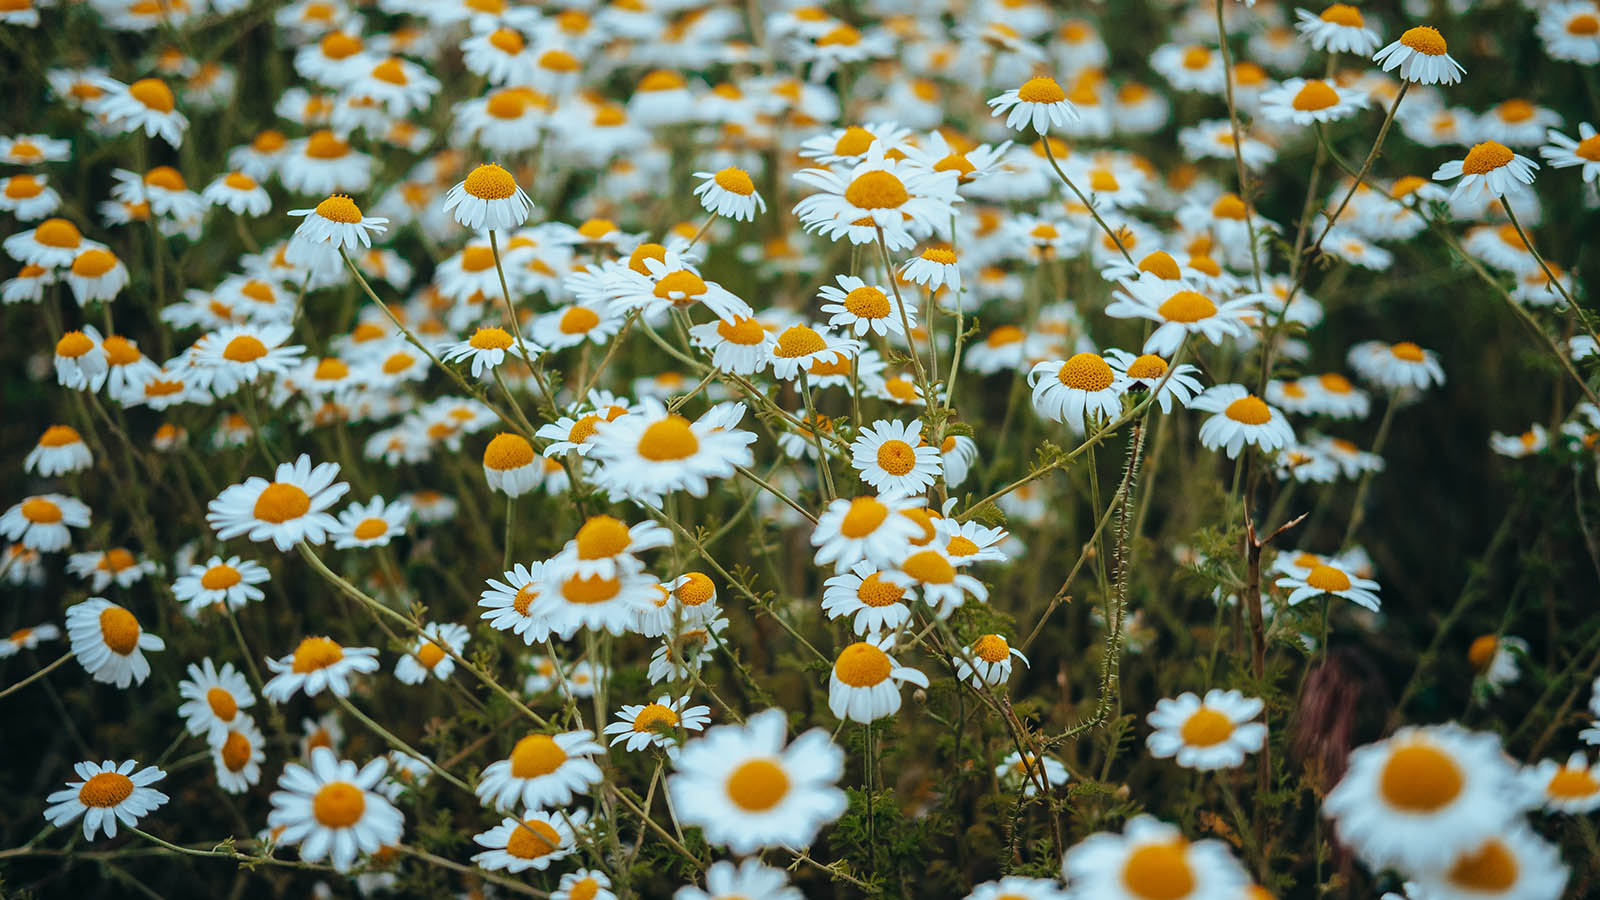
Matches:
[[487, 27, 525, 54], [726, 758, 789, 811], [1548, 765, 1600, 799], [632, 703, 679, 732], [934, 152, 975, 176], [844, 170, 909, 210], [1180, 707, 1235, 746], [1380, 743, 1464, 811], [99, 606, 140, 655], [314, 194, 363, 224], [370, 58, 408, 85], [539, 48, 580, 71], [509, 734, 568, 778], [312, 358, 349, 381], [1446, 839, 1518, 892], [560, 306, 600, 334], [1390, 341, 1425, 362], [79, 772, 135, 808], [900, 549, 955, 584], [1224, 396, 1271, 425], [1570, 13, 1600, 35], [206, 686, 238, 721], [291, 636, 344, 673], [636, 416, 699, 461], [1017, 76, 1066, 104], [1057, 352, 1115, 392], [832, 126, 876, 157], [223, 334, 268, 363], [574, 515, 630, 560], [98, 548, 135, 572], [638, 69, 686, 92], [415, 640, 446, 669], [220, 730, 253, 771], [922, 248, 957, 264], [776, 324, 826, 358], [875, 439, 917, 476], [319, 31, 362, 59], [716, 316, 766, 345], [1211, 194, 1247, 220], [483, 433, 535, 471], [714, 167, 755, 196], [57, 331, 94, 358], [254, 482, 311, 523], [1467, 634, 1499, 671], [102, 336, 141, 366], [675, 572, 715, 606], [304, 130, 349, 160], [312, 781, 365, 828], [653, 269, 708, 301], [129, 78, 175, 112], [986, 325, 1025, 346], [464, 163, 518, 200], [1399, 25, 1448, 56], [1461, 141, 1514, 175], [1497, 99, 1535, 123], [843, 285, 891, 319], [839, 497, 889, 538], [1181, 46, 1211, 69], [834, 641, 893, 686], [38, 425, 81, 448], [856, 572, 905, 607], [1317, 373, 1352, 393], [1157, 290, 1218, 324], [35, 218, 82, 248], [505, 819, 562, 858], [1121, 842, 1196, 900], [973, 634, 1010, 662], [561, 573, 622, 604], [21, 497, 61, 523], [352, 518, 388, 541], [1305, 564, 1351, 592], [1320, 3, 1363, 26], [947, 535, 980, 556], [1291, 80, 1339, 112], [469, 327, 514, 351], [4, 174, 42, 198], [382, 351, 415, 374], [1127, 355, 1169, 380], [201, 563, 241, 591]]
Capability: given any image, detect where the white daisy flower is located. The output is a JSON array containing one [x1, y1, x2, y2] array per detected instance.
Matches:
[[811, 494, 926, 573], [177, 658, 256, 741], [1433, 141, 1538, 201], [43, 760, 169, 840], [1145, 689, 1267, 770], [471, 808, 585, 873], [989, 74, 1080, 135], [822, 562, 916, 635], [1259, 77, 1370, 126], [534, 563, 661, 638], [2, 493, 90, 552], [689, 314, 775, 375], [206, 455, 349, 551], [1028, 352, 1129, 427], [88, 76, 188, 146], [202, 171, 272, 216], [65, 598, 164, 689], [793, 141, 960, 251], [1410, 825, 1569, 900], [939, 433, 980, 488], [287, 193, 389, 254], [818, 274, 913, 338], [556, 870, 617, 900], [267, 747, 403, 873], [480, 562, 553, 644], [4, 217, 106, 269], [475, 731, 605, 811], [953, 634, 1028, 687], [482, 433, 542, 498], [1347, 339, 1446, 391], [886, 545, 988, 618], [1105, 277, 1255, 356], [443, 163, 534, 231], [1490, 425, 1548, 459], [0, 623, 59, 658], [548, 515, 670, 581], [900, 246, 962, 292], [63, 247, 130, 306], [675, 859, 805, 900], [996, 750, 1070, 798], [261, 636, 380, 702], [587, 399, 757, 504], [604, 695, 713, 752], [24, 425, 91, 476], [1105, 349, 1204, 413], [331, 496, 410, 549], [1061, 815, 1249, 900], [212, 717, 267, 794], [827, 635, 929, 724], [173, 555, 269, 616], [52, 326, 107, 391], [1323, 724, 1520, 872], [766, 322, 861, 381], [1538, 122, 1600, 184], [1538, 3, 1600, 65], [1192, 385, 1295, 459], [851, 419, 942, 497], [1521, 750, 1600, 814], [693, 167, 767, 222], [188, 323, 306, 397], [65, 548, 155, 591], [394, 622, 469, 685], [1294, 5, 1382, 55], [0, 173, 61, 220], [667, 708, 847, 854], [1373, 26, 1466, 85]]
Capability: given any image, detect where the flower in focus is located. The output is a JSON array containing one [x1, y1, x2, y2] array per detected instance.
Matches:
[[1373, 26, 1465, 85], [65, 597, 164, 689], [207, 455, 349, 550], [262, 636, 380, 702], [443, 162, 534, 231], [43, 760, 169, 840], [1433, 141, 1539, 201], [1145, 689, 1267, 770], [475, 731, 605, 811], [267, 747, 404, 873]]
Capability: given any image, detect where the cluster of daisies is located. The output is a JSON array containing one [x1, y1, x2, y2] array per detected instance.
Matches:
[[5, 0, 1600, 897]]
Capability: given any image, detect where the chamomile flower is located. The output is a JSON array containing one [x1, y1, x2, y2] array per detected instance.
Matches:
[[288, 193, 388, 259], [62, 247, 129, 306], [480, 562, 552, 644], [476, 731, 605, 811], [1490, 425, 1548, 458], [886, 545, 988, 618], [90, 76, 188, 145], [1028, 352, 1128, 427], [267, 748, 403, 873], [587, 399, 756, 503], [66, 548, 155, 591], [676, 859, 805, 900], [996, 750, 1070, 798], [1294, 5, 1382, 55], [1412, 826, 1569, 900], [262, 636, 380, 702], [667, 707, 847, 854], [953, 634, 1028, 687], [1106, 278, 1254, 355], [394, 622, 469, 685], [1260, 78, 1370, 125], [443, 163, 534, 231], [988, 75, 1080, 134], [964, 877, 1069, 900], [604, 695, 712, 752], [0, 174, 60, 220], [548, 515, 670, 580], [819, 275, 913, 338], [177, 658, 255, 741], [5, 217, 104, 268], [1348, 340, 1446, 391], [1373, 26, 1465, 86], [1538, 3, 1600, 65], [207, 455, 348, 551], [939, 433, 980, 487], [212, 717, 267, 795], [65, 598, 164, 688], [482, 433, 541, 497], [1146, 689, 1267, 770], [24, 425, 91, 476], [766, 323, 861, 381], [1323, 724, 1520, 872], [822, 562, 915, 635], [1193, 385, 1295, 459], [43, 760, 169, 840], [1276, 558, 1382, 612], [0, 623, 59, 658], [1061, 816, 1250, 900], [693, 167, 767, 222], [851, 419, 942, 496], [1105, 349, 1203, 413], [556, 870, 616, 900], [1522, 751, 1600, 814], [471, 809, 584, 873], [534, 564, 660, 638], [202, 171, 272, 216], [173, 556, 269, 616], [901, 246, 962, 292], [793, 141, 960, 251], [689, 315, 775, 375], [329, 496, 410, 549], [2, 493, 89, 552], [1539, 122, 1600, 184], [1434, 141, 1539, 202], [812, 494, 926, 573], [828, 636, 928, 724]]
